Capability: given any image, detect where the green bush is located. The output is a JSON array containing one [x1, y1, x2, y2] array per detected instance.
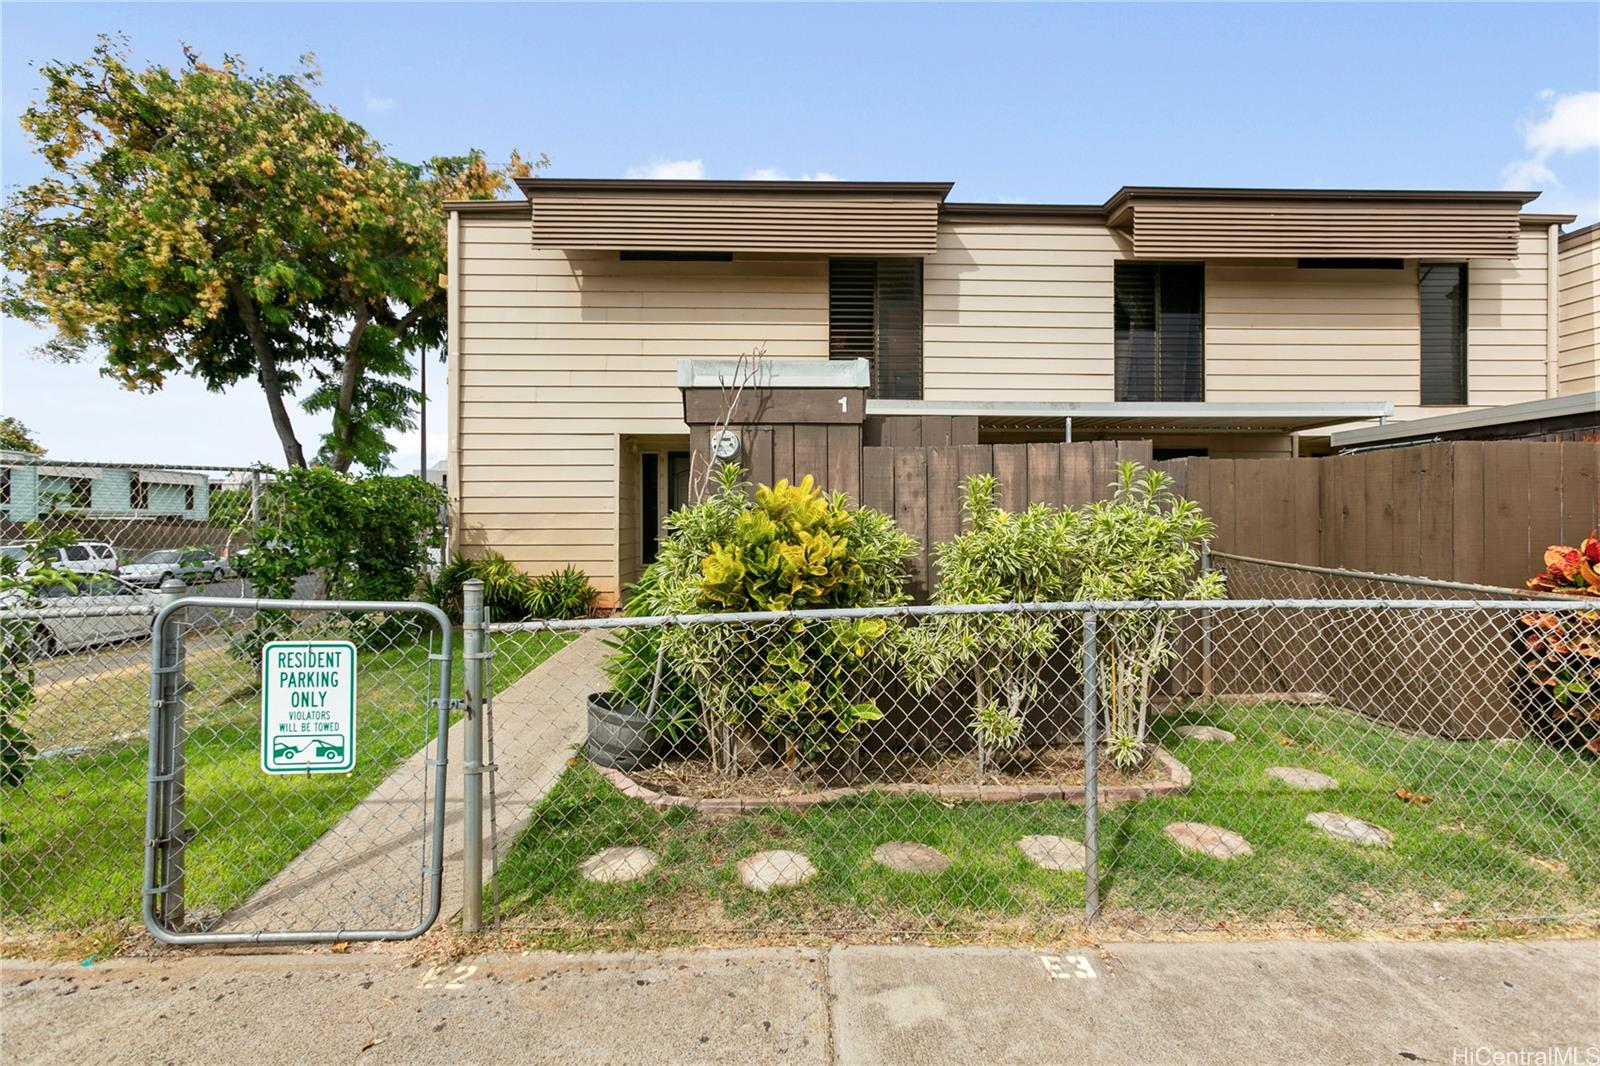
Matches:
[[905, 474, 1078, 773], [636, 466, 918, 773], [426, 554, 598, 622], [527, 565, 600, 620]]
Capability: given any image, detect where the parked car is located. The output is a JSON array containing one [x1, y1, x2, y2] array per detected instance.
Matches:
[[3, 573, 159, 656], [5, 540, 121, 576], [121, 548, 228, 587]]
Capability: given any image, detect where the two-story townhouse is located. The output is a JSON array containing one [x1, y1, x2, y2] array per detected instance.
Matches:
[[444, 179, 1592, 606]]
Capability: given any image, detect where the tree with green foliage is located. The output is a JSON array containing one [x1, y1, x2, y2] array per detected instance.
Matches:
[[0, 418, 44, 455], [0, 36, 544, 472]]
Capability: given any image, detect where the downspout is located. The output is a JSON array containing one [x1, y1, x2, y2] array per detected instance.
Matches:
[[1546, 222, 1561, 398], [446, 207, 463, 552]]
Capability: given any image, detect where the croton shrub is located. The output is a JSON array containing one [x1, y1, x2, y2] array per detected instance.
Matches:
[[1519, 534, 1600, 754], [618, 466, 918, 775]]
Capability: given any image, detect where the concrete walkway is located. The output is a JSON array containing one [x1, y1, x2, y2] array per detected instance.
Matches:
[[227, 632, 605, 933], [4, 939, 1595, 1064]]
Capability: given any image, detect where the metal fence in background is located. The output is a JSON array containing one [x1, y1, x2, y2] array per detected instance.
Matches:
[[0, 583, 454, 939], [477, 597, 1599, 939]]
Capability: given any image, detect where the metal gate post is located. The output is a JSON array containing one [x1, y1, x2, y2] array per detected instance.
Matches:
[[1199, 548, 1215, 698], [461, 579, 486, 933], [1081, 610, 1100, 923], [153, 578, 189, 928]]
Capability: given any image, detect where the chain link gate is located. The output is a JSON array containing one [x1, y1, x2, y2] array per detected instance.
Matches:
[[142, 592, 454, 945]]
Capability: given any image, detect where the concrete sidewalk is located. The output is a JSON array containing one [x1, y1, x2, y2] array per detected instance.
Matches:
[[4, 939, 1595, 1065]]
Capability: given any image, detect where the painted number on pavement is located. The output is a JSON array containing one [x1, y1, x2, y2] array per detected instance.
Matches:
[[1040, 954, 1098, 980], [260, 641, 357, 774]]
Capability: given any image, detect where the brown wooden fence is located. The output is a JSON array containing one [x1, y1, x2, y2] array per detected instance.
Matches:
[[853, 439, 1598, 596], [1154, 441, 1600, 589]]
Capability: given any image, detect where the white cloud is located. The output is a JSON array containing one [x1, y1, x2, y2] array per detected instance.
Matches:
[[624, 158, 705, 180], [744, 167, 842, 181], [362, 88, 395, 113], [1501, 90, 1600, 190]]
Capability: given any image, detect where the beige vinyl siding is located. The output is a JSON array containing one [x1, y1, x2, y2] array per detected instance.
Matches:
[[1124, 198, 1523, 259], [451, 213, 827, 603], [922, 222, 1122, 400], [530, 193, 942, 255], [1205, 225, 1552, 419], [1557, 226, 1599, 395]]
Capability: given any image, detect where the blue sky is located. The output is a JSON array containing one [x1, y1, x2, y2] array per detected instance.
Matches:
[[3, 2, 1598, 465]]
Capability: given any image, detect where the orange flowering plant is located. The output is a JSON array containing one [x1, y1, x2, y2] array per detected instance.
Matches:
[[1519, 532, 1600, 754]]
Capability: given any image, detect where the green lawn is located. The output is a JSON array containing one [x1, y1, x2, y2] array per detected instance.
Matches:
[[1, 630, 567, 930], [493, 701, 1599, 938]]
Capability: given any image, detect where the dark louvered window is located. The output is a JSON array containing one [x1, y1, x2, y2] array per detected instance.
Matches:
[[829, 258, 923, 399], [1114, 263, 1205, 402], [1420, 263, 1467, 406]]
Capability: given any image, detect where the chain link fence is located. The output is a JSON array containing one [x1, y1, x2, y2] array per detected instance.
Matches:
[[480, 596, 1598, 940]]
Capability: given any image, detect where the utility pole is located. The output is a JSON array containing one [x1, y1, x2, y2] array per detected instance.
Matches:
[[419, 347, 428, 481]]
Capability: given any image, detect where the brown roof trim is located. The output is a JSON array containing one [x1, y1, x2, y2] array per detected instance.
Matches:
[[1521, 213, 1579, 225], [1559, 221, 1600, 251], [1104, 185, 1542, 210], [517, 178, 954, 199], [444, 199, 531, 218], [941, 202, 1106, 223]]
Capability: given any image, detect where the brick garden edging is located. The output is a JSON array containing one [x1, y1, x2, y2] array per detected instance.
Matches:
[[591, 746, 1191, 814]]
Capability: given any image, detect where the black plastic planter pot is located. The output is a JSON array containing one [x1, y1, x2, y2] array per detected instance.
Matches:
[[585, 692, 658, 770]]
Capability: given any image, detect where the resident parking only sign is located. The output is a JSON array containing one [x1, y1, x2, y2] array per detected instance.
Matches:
[[261, 641, 357, 773]]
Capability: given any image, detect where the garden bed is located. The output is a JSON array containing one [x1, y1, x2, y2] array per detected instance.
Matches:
[[607, 745, 1190, 812]]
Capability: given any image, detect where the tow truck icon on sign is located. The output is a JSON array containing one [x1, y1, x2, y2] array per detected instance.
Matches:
[[270, 734, 348, 766]]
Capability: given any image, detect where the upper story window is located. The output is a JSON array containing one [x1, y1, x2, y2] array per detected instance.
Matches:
[[129, 473, 148, 510], [829, 258, 923, 400], [1419, 263, 1467, 406], [1114, 263, 1205, 403], [68, 476, 92, 509]]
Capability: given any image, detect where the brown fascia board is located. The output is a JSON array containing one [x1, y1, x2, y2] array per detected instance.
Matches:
[[516, 178, 955, 199], [941, 202, 1106, 224], [1102, 185, 1543, 228], [443, 199, 531, 218]]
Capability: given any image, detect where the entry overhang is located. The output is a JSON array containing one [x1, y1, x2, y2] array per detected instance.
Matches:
[[865, 399, 1394, 435]]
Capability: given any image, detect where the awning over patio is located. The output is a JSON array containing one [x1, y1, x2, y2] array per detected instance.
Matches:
[[864, 399, 1393, 436]]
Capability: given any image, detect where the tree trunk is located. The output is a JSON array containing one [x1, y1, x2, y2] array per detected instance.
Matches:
[[228, 280, 306, 469], [327, 304, 371, 474]]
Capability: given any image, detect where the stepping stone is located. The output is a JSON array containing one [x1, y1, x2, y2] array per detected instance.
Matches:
[[1306, 812, 1393, 848], [1176, 725, 1236, 743], [1017, 835, 1087, 872], [578, 846, 659, 884], [1266, 767, 1339, 791], [873, 841, 951, 875], [1164, 822, 1254, 860], [736, 850, 817, 892]]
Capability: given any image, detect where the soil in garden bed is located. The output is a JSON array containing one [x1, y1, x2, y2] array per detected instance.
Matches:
[[630, 745, 1167, 799]]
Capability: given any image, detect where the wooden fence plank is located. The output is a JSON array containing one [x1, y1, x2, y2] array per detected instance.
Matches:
[[1558, 442, 1600, 546], [1363, 448, 1396, 574], [1026, 443, 1062, 508], [921, 415, 954, 448], [827, 425, 859, 503], [748, 426, 775, 488], [894, 449, 930, 600], [993, 444, 1029, 512], [1450, 443, 1485, 584], [770, 425, 795, 487], [926, 446, 962, 575], [1061, 443, 1094, 507], [861, 446, 895, 517], [1482, 442, 1533, 587], [1209, 460, 1237, 552], [1525, 443, 1564, 577], [1090, 441, 1119, 500], [1235, 458, 1266, 557], [1391, 445, 1423, 576], [793, 425, 828, 489], [1417, 443, 1453, 581]]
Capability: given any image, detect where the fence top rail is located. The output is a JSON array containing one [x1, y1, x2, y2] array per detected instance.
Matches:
[[0, 455, 273, 475], [486, 596, 1597, 633], [1209, 551, 1567, 600], [0, 603, 158, 622]]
